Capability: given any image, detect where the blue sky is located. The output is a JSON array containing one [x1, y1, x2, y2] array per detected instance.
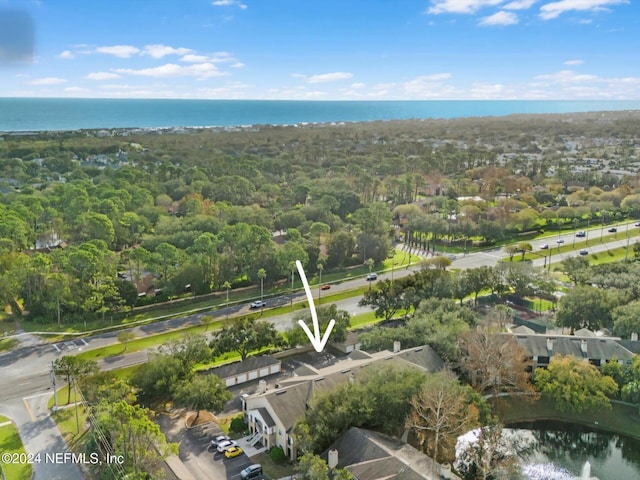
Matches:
[[1, 0, 638, 99]]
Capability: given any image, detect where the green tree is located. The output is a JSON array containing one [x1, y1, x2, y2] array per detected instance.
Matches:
[[295, 453, 329, 480], [359, 279, 405, 321], [131, 353, 190, 401], [95, 400, 178, 478], [556, 285, 613, 332], [290, 304, 351, 345], [117, 331, 136, 352], [174, 374, 232, 424], [561, 256, 590, 286], [210, 318, 277, 361], [53, 356, 99, 404], [612, 301, 640, 339], [326, 231, 355, 268], [534, 355, 618, 413], [161, 334, 211, 369]]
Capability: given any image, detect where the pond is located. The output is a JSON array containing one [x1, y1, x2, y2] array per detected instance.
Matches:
[[510, 420, 640, 480]]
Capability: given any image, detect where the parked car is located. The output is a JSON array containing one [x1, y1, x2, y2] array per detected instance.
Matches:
[[540, 244, 549, 250], [211, 435, 231, 447], [608, 227, 617, 233], [579, 249, 589, 256], [241, 464, 263, 479], [224, 446, 244, 459], [216, 440, 237, 453], [575, 231, 586, 237], [249, 300, 266, 309], [366, 273, 378, 281], [320, 284, 331, 290]]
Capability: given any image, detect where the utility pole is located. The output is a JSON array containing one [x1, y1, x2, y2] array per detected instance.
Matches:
[[73, 376, 80, 434], [51, 361, 58, 413]]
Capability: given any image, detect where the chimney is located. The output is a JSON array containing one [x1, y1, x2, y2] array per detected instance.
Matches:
[[328, 449, 339, 469], [632, 332, 639, 342], [580, 339, 588, 356], [258, 380, 267, 394], [393, 341, 401, 353], [546, 338, 554, 352]]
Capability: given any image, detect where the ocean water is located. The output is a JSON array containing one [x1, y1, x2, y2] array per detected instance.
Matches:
[[1, 98, 640, 132]]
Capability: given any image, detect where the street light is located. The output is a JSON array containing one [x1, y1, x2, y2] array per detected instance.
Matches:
[[317, 263, 324, 302]]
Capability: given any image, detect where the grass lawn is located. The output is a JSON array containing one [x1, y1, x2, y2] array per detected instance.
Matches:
[[494, 395, 640, 439], [47, 385, 79, 409], [250, 451, 295, 479], [0, 415, 32, 480], [350, 310, 382, 329], [52, 405, 90, 449], [0, 337, 18, 352]]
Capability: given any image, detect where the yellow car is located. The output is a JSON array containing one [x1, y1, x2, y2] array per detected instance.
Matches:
[[224, 446, 243, 459]]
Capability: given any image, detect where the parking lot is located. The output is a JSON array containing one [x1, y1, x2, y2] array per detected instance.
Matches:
[[52, 338, 88, 353], [186, 422, 264, 480]]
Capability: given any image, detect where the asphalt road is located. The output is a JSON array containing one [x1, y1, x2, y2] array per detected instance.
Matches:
[[1, 221, 637, 479]]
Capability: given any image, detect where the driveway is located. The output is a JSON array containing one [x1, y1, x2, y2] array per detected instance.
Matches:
[[159, 414, 263, 480]]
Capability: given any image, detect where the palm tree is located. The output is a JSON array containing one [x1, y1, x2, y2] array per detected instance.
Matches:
[[366, 258, 375, 290], [222, 281, 232, 304], [257, 268, 267, 311]]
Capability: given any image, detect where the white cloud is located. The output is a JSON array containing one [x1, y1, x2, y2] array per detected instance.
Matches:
[[426, 0, 504, 15], [143, 44, 193, 59], [402, 74, 460, 98], [504, 0, 537, 9], [85, 72, 121, 80], [181, 54, 210, 63], [231, 62, 245, 68], [29, 77, 67, 85], [64, 86, 90, 94], [535, 69, 598, 83], [58, 50, 74, 59], [479, 10, 519, 24], [539, 0, 628, 19], [564, 59, 584, 65], [95, 45, 141, 58], [306, 72, 353, 83], [114, 62, 227, 79], [212, 0, 247, 9], [351, 82, 366, 89]]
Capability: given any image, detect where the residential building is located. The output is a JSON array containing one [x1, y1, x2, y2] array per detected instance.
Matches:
[[241, 344, 444, 460]]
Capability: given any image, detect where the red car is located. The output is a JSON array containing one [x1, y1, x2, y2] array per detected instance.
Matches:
[[320, 284, 331, 290]]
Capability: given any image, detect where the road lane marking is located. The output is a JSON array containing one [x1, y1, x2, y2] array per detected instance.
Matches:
[[23, 391, 51, 400], [22, 398, 36, 421]]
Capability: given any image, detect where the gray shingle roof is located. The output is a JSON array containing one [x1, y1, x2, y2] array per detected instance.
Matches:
[[510, 334, 635, 363], [324, 427, 460, 480], [208, 355, 280, 380]]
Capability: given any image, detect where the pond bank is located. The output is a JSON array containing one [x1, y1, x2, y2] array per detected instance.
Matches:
[[493, 395, 640, 440]]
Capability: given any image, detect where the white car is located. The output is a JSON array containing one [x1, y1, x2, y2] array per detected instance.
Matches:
[[249, 300, 266, 309], [211, 435, 231, 447], [366, 273, 378, 281], [216, 440, 237, 453]]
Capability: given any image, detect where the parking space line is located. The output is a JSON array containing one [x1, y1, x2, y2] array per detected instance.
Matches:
[[52, 343, 61, 352], [81, 339, 89, 346]]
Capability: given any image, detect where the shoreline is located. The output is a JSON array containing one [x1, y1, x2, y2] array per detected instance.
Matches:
[[2, 108, 640, 136]]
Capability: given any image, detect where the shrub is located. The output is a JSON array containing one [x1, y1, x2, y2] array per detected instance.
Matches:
[[269, 446, 287, 464], [229, 415, 248, 435]]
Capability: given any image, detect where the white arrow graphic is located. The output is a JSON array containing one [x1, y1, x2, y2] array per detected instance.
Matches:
[[295, 260, 335, 353]]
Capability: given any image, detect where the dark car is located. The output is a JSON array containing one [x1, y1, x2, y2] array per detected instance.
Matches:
[[556, 239, 564, 244], [320, 284, 331, 290], [608, 227, 617, 233], [579, 249, 589, 256], [240, 464, 263, 479], [575, 231, 586, 237]]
